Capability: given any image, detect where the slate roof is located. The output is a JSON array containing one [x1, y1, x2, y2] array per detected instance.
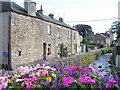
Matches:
[[0, 1, 27, 14], [1, 1, 74, 30], [100, 33, 110, 38], [96, 33, 108, 38], [36, 12, 74, 29]]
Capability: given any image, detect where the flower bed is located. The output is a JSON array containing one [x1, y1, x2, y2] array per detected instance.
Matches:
[[0, 61, 120, 89]]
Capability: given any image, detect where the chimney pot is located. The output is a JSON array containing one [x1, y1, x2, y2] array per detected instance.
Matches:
[[59, 17, 63, 22], [37, 5, 44, 14], [49, 13, 54, 19]]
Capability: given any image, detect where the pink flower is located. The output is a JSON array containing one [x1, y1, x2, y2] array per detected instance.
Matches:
[[106, 79, 117, 88], [26, 84, 36, 88], [0, 82, 8, 89], [67, 67, 77, 74], [62, 77, 75, 87], [36, 70, 48, 76], [95, 70, 104, 78], [87, 79, 96, 85], [83, 66, 95, 74], [17, 66, 30, 75], [95, 70, 100, 75], [79, 75, 96, 85], [79, 75, 88, 83], [0, 75, 8, 89], [79, 67, 83, 72], [12, 74, 21, 78], [24, 77, 37, 82]]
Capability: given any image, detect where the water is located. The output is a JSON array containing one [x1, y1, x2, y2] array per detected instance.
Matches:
[[90, 53, 113, 78]]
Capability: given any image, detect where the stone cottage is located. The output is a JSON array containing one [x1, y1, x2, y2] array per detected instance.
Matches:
[[89, 33, 114, 48], [0, 0, 82, 70]]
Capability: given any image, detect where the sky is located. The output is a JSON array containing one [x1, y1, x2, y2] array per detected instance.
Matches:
[[11, 0, 120, 34]]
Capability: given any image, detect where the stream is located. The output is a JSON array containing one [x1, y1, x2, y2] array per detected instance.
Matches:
[[90, 53, 113, 78]]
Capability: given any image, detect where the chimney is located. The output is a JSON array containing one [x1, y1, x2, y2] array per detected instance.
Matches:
[[37, 5, 44, 14], [24, 0, 36, 16], [49, 13, 54, 19], [59, 17, 63, 22]]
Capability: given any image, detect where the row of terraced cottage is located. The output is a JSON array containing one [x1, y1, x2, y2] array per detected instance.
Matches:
[[0, 0, 84, 70]]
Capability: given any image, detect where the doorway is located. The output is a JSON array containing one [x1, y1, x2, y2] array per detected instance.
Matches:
[[43, 43, 46, 59]]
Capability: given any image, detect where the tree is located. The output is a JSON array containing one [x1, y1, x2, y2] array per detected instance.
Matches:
[[108, 21, 120, 39], [82, 38, 89, 52], [73, 24, 94, 38]]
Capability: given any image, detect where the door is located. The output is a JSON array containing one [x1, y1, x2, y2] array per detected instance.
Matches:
[[43, 43, 46, 59]]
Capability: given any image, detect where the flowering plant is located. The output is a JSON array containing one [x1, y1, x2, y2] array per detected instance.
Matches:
[[0, 62, 120, 89]]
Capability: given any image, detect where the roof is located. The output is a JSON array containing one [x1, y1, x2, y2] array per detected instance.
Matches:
[[95, 33, 108, 38], [0, 1, 27, 14], [36, 12, 74, 29], [100, 33, 110, 38], [1, 1, 74, 30]]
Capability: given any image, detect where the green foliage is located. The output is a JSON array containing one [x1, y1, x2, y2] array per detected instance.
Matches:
[[96, 48, 113, 57], [82, 38, 90, 52], [60, 43, 68, 57], [82, 38, 89, 45], [108, 21, 120, 39], [73, 24, 93, 38]]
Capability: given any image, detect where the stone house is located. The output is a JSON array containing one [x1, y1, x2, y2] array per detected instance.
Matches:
[[89, 33, 114, 48], [0, 0, 82, 69]]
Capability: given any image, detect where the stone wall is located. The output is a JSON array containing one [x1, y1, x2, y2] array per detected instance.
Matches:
[[11, 12, 43, 68], [10, 12, 79, 69], [12, 51, 97, 70]]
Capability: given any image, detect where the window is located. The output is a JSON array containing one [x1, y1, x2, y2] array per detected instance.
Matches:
[[48, 44, 51, 55], [74, 44, 77, 53], [57, 28, 60, 38], [48, 24, 51, 35], [69, 31, 71, 39], [74, 33, 76, 40], [57, 44, 61, 54], [97, 40, 100, 44], [67, 44, 70, 51], [19, 51, 21, 56], [101, 41, 104, 44], [67, 31, 69, 39], [67, 31, 71, 39]]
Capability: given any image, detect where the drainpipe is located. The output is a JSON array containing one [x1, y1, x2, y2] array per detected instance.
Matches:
[[8, 11, 12, 70], [71, 29, 72, 55]]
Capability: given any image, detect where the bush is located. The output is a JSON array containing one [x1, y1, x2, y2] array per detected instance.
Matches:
[[96, 48, 113, 57]]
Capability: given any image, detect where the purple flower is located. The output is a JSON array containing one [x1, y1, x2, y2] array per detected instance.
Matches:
[[105, 79, 117, 88], [56, 72, 62, 76], [44, 81, 49, 86], [60, 57, 65, 59], [2, 71, 9, 76], [67, 67, 77, 74]]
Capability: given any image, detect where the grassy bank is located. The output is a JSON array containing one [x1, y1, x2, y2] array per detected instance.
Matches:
[[39, 48, 113, 69]]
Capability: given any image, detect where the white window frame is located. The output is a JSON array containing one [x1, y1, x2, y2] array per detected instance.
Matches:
[[57, 28, 60, 38], [48, 24, 51, 35]]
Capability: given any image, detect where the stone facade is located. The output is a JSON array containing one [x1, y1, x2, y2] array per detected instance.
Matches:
[[89, 33, 113, 48], [0, 1, 82, 69], [1, 12, 82, 70]]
